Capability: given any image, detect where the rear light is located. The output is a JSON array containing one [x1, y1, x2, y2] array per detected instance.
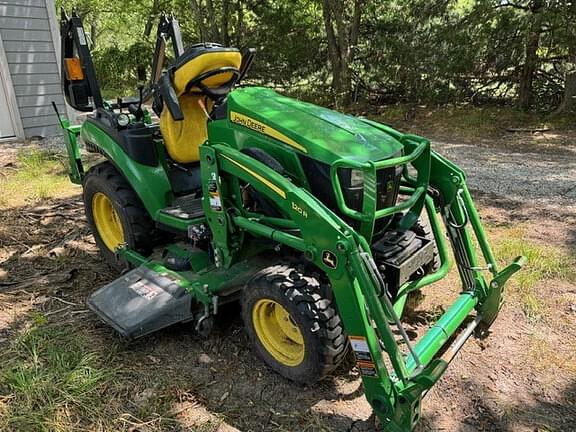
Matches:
[[64, 58, 84, 81]]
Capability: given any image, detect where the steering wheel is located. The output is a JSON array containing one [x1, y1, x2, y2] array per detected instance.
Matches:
[[184, 67, 240, 101]]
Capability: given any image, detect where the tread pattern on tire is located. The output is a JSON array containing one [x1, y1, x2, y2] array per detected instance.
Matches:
[[250, 264, 349, 379], [84, 162, 155, 264]]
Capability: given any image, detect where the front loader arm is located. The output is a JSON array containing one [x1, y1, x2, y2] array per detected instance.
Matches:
[[202, 143, 408, 424], [203, 142, 524, 431]]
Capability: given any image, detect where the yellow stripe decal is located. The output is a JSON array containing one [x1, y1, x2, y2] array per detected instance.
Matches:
[[221, 154, 287, 199], [230, 111, 308, 153]]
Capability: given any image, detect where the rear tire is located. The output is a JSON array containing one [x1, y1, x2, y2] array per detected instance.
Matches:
[[83, 162, 154, 270], [242, 265, 348, 384]]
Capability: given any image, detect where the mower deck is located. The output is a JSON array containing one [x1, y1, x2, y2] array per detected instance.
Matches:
[[87, 266, 194, 339]]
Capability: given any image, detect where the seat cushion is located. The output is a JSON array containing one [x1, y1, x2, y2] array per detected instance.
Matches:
[[160, 94, 210, 163], [160, 50, 242, 163]]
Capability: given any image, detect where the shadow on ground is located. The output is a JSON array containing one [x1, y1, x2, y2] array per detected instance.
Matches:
[[454, 379, 576, 432], [1, 195, 575, 431]]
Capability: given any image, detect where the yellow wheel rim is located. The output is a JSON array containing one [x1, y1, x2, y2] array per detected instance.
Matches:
[[252, 299, 305, 367], [92, 192, 124, 251]]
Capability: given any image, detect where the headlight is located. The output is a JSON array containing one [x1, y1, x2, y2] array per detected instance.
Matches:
[[350, 170, 364, 188], [117, 113, 130, 127]]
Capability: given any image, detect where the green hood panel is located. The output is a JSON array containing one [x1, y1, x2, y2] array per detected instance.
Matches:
[[227, 87, 403, 164]]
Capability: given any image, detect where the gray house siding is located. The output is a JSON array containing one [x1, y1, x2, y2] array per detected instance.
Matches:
[[0, 0, 66, 138]]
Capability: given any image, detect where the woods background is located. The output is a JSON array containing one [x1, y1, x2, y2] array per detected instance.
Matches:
[[57, 0, 576, 115]]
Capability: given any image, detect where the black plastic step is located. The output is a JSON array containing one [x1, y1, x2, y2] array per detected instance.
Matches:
[[160, 195, 204, 220]]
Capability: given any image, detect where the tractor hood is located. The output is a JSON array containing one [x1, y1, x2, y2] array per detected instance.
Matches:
[[227, 87, 403, 164]]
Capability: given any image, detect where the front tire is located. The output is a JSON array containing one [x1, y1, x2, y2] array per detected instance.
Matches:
[[83, 162, 154, 270], [242, 265, 348, 384]]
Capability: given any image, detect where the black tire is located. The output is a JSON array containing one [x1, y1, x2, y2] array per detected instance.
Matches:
[[83, 162, 154, 270], [242, 264, 348, 384]]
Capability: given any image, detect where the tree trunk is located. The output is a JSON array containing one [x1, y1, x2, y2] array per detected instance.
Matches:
[[143, 0, 161, 39], [235, 0, 244, 47], [563, 70, 576, 111], [518, 30, 539, 110], [221, 0, 230, 46], [553, 2, 576, 114], [190, 0, 207, 41], [518, 0, 544, 111], [321, 0, 362, 107], [90, 20, 97, 50], [322, 0, 343, 102], [346, 0, 362, 105], [206, 0, 221, 42]]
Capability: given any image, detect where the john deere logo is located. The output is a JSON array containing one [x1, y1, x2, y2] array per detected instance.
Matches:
[[322, 250, 338, 269], [231, 112, 266, 133]]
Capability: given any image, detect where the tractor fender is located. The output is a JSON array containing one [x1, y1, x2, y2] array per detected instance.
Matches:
[[81, 121, 172, 218]]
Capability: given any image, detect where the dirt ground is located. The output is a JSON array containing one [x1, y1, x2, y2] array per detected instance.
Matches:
[[0, 128, 575, 432]]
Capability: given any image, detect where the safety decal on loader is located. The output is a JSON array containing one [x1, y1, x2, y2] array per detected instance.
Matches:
[[350, 336, 377, 377], [356, 360, 377, 377], [349, 336, 371, 361], [208, 179, 222, 211]]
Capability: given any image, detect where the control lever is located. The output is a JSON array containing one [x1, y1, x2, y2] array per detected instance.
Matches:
[[128, 84, 145, 121]]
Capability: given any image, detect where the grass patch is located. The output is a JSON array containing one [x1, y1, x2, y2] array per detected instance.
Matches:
[[0, 148, 75, 208], [494, 232, 576, 319], [0, 321, 115, 431]]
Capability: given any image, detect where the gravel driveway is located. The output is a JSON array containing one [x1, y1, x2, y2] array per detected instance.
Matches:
[[4, 135, 575, 215], [432, 140, 576, 215]]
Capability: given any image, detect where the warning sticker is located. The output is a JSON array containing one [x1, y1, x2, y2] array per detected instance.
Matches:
[[208, 180, 222, 211], [357, 360, 378, 377], [129, 280, 160, 300], [209, 192, 222, 211], [350, 336, 378, 377], [76, 27, 87, 45], [349, 336, 371, 361]]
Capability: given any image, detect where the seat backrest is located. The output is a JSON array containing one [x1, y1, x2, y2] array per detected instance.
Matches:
[[160, 45, 242, 163]]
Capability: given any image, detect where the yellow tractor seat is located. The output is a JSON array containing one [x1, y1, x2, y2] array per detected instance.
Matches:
[[159, 44, 242, 164]]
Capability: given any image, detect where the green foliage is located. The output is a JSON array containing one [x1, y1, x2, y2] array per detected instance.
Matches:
[[57, 0, 576, 112], [0, 148, 72, 207], [94, 41, 154, 94], [245, 1, 324, 83]]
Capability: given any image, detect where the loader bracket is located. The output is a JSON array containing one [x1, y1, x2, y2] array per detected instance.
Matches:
[[480, 255, 526, 325]]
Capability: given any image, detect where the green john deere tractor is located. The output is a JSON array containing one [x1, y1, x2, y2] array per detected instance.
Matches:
[[55, 10, 525, 431]]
